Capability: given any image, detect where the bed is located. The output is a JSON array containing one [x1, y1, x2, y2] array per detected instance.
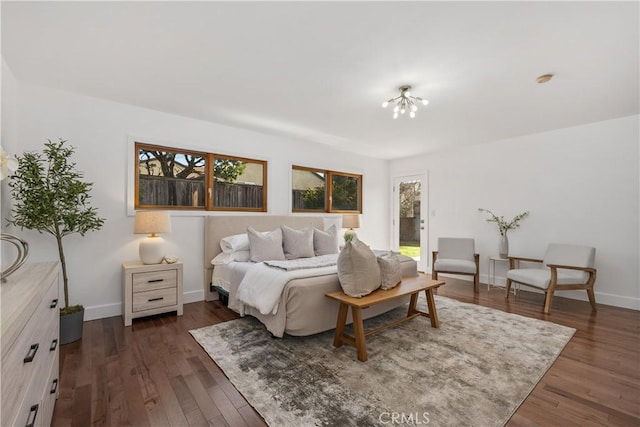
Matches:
[[203, 215, 418, 337]]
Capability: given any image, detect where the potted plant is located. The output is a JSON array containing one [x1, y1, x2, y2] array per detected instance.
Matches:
[[8, 139, 105, 344]]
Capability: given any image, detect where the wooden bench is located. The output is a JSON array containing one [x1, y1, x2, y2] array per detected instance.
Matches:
[[325, 274, 445, 362]]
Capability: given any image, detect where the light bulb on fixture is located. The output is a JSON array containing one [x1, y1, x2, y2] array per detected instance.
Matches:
[[381, 85, 429, 119]]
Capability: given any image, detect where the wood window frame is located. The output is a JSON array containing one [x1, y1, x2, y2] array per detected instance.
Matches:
[[292, 165, 362, 214], [135, 142, 267, 212]]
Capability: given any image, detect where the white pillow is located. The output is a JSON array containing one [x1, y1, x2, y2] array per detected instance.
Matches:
[[313, 225, 339, 256], [211, 250, 251, 265], [378, 254, 402, 290], [247, 227, 286, 262], [220, 233, 250, 254], [281, 225, 315, 259]]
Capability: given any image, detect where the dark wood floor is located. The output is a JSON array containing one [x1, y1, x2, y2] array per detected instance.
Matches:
[[52, 278, 640, 427]]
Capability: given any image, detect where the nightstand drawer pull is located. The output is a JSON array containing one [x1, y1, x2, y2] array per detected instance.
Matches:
[[148, 279, 164, 283], [50, 378, 59, 394], [50, 298, 58, 308], [50, 339, 58, 352], [25, 404, 39, 427], [148, 297, 164, 302], [24, 343, 39, 363]]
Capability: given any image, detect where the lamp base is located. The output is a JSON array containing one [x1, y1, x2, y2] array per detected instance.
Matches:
[[344, 229, 358, 242], [139, 236, 166, 264]]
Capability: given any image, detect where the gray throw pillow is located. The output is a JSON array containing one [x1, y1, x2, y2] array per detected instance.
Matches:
[[247, 227, 286, 262], [337, 240, 381, 297], [313, 225, 339, 256], [281, 225, 315, 259], [378, 254, 402, 290]]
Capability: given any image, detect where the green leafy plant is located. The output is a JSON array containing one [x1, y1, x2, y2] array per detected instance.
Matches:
[[8, 139, 105, 315], [478, 208, 529, 236]]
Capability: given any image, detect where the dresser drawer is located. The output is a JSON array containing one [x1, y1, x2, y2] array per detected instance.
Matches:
[[38, 350, 59, 427], [1, 277, 58, 427], [132, 269, 177, 293], [132, 287, 177, 312]]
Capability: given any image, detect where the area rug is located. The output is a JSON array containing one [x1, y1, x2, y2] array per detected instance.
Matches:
[[190, 295, 575, 427]]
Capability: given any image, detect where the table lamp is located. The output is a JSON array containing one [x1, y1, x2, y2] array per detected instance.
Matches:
[[134, 211, 172, 264], [342, 214, 360, 242]]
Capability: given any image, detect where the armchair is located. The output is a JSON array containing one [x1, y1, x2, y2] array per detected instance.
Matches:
[[506, 243, 597, 314], [432, 237, 480, 293]]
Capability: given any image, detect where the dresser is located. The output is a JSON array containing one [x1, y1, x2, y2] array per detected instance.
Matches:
[[122, 261, 183, 326], [1, 262, 60, 427]]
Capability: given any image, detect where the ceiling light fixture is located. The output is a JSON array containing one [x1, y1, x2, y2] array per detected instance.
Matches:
[[382, 85, 428, 119]]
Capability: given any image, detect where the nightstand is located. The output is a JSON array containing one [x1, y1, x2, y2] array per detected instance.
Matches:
[[122, 261, 183, 326]]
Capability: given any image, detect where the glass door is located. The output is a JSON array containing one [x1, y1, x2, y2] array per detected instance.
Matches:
[[393, 174, 427, 272]]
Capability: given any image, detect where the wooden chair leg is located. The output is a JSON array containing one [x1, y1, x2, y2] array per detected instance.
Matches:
[[432, 270, 438, 280], [505, 279, 512, 299], [586, 288, 598, 312], [473, 272, 479, 294], [543, 289, 555, 314]]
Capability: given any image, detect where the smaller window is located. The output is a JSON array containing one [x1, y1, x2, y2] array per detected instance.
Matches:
[[292, 166, 362, 213], [292, 167, 326, 211], [330, 172, 362, 212], [211, 155, 267, 211]]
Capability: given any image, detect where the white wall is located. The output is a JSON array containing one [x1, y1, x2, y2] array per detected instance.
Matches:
[[6, 83, 390, 320], [1, 58, 19, 265], [390, 115, 640, 310]]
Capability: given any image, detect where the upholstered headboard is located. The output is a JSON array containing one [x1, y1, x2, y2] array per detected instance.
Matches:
[[203, 215, 335, 301]]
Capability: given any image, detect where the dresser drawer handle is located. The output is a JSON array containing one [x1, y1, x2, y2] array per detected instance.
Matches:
[[148, 297, 164, 302], [148, 279, 164, 283], [50, 378, 59, 394], [50, 339, 58, 352], [25, 404, 39, 427], [23, 343, 39, 363], [50, 299, 58, 308]]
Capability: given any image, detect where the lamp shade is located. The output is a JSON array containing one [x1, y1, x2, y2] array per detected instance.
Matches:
[[342, 214, 360, 229], [134, 211, 172, 235]]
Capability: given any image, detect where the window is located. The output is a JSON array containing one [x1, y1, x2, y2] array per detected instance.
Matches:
[[135, 143, 267, 211], [292, 166, 362, 213]]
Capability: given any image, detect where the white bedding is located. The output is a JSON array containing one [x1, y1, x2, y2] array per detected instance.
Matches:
[[236, 262, 337, 315]]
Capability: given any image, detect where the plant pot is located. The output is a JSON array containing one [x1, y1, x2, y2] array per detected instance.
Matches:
[[60, 308, 84, 344]]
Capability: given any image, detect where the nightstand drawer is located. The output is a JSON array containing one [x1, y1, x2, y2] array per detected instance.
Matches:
[[132, 288, 177, 312], [132, 270, 177, 293]]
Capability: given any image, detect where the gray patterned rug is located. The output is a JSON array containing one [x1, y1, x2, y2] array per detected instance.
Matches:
[[190, 295, 575, 427]]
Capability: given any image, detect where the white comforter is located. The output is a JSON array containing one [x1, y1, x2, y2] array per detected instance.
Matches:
[[236, 258, 337, 316]]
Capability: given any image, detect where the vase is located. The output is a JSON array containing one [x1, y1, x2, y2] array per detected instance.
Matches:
[[499, 234, 509, 259], [1, 233, 30, 282]]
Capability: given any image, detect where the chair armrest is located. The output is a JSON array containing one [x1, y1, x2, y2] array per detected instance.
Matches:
[[508, 256, 543, 263], [507, 256, 543, 269], [547, 263, 597, 273]]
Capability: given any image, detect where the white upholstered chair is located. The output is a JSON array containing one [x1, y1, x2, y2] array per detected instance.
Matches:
[[431, 238, 480, 293], [506, 243, 597, 314]]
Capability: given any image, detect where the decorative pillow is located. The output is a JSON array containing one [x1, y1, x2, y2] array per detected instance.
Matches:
[[220, 233, 250, 254], [378, 254, 402, 290], [337, 240, 381, 298], [247, 227, 286, 262], [211, 250, 251, 265], [281, 225, 315, 260], [313, 225, 339, 256]]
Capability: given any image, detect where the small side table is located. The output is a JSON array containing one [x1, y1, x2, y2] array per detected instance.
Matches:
[[488, 256, 517, 294], [122, 261, 183, 326]]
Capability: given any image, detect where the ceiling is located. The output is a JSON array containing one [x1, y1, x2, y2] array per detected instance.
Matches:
[[2, 1, 638, 160]]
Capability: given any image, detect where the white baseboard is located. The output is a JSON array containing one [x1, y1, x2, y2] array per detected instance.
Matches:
[[441, 273, 640, 311], [84, 290, 206, 321]]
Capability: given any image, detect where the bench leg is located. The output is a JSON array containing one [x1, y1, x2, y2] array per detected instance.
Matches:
[[425, 289, 440, 328], [333, 303, 349, 348], [407, 292, 419, 317], [351, 307, 368, 362]]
